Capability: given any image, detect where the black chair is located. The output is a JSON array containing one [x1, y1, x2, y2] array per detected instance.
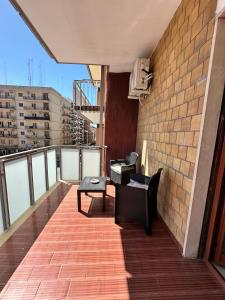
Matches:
[[110, 152, 139, 185], [115, 168, 163, 235]]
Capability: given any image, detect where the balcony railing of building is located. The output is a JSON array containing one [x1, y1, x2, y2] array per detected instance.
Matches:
[[0, 95, 15, 100], [0, 105, 16, 109], [24, 116, 50, 120], [22, 96, 49, 101], [0, 145, 106, 234], [25, 125, 49, 130], [23, 106, 49, 111], [0, 115, 16, 120], [0, 134, 17, 138], [25, 135, 50, 140], [0, 125, 17, 129]]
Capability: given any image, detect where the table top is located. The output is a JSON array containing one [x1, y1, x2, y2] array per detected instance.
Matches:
[[78, 176, 107, 192]]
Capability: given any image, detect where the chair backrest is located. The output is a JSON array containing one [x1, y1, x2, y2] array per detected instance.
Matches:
[[148, 168, 163, 196], [126, 152, 139, 165]]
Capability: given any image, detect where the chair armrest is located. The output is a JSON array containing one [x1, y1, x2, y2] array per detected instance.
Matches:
[[121, 164, 136, 172], [130, 173, 151, 185], [110, 159, 126, 166], [117, 184, 146, 198]]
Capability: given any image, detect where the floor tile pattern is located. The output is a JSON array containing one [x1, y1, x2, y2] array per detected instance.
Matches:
[[0, 182, 70, 291], [0, 184, 225, 299]]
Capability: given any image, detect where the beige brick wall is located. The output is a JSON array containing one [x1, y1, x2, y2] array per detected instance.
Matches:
[[136, 0, 217, 247]]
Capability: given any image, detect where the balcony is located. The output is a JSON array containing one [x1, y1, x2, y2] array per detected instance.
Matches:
[[0, 145, 224, 298], [24, 115, 50, 120], [0, 95, 15, 100], [22, 96, 49, 101], [23, 106, 49, 111], [0, 134, 17, 138], [0, 115, 16, 120], [0, 125, 17, 129], [25, 135, 50, 140], [25, 125, 49, 130], [0, 105, 16, 109]]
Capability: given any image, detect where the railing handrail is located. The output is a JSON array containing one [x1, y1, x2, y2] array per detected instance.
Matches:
[[0, 144, 107, 162]]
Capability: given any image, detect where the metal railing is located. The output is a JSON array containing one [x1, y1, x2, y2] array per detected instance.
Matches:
[[24, 116, 50, 120], [0, 145, 107, 235], [23, 106, 49, 111]]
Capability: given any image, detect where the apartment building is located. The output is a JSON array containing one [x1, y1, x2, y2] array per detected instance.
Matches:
[[62, 97, 72, 145], [70, 102, 96, 145], [0, 85, 71, 153]]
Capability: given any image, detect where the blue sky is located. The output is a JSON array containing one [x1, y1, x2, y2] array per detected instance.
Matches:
[[0, 0, 89, 99]]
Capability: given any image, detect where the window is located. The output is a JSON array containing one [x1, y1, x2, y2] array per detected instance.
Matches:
[[19, 103, 23, 107], [5, 92, 9, 98], [31, 93, 36, 99], [43, 93, 49, 100], [18, 93, 23, 97], [21, 131, 25, 135], [20, 122, 24, 126], [21, 140, 26, 145], [19, 113, 24, 117]]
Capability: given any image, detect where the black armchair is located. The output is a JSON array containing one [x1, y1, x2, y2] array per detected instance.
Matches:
[[110, 152, 139, 185], [115, 168, 163, 235]]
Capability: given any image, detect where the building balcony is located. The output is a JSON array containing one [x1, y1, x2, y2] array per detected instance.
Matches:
[[0, 145, 224, 298], [0, 134, 17, 138], [0, 125, 17, 129], [22, 96, 49, 101], [25, 135, 50, 140], [0, 105, 16, 109], [0, 95, 15, 100], [23, 106, 49, 111], [25, 125, 49, 130], [24, 115, 50, 120]]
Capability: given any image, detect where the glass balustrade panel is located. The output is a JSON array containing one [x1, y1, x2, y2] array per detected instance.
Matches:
[[47, 149, 57, 188], [5, 157, 30, 224], [32, 152, 46, 201], [61, 148, 80, 180], [82, 149, 100, 178]]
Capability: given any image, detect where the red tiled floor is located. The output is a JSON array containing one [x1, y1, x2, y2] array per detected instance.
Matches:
[[0, 184, 225, 299], [0, 182, 70, 291]]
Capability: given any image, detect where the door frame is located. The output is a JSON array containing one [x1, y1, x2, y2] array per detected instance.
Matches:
[[203, 98, 225, 261]]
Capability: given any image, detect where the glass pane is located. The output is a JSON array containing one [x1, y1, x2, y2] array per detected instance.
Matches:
[[47, 149, 57, 188], [32, 152, 46, 201], [82, 149, 100, 178], [61, 148, 80, 180], [0, 194, 4, 234], [5, 157, 30, 224]]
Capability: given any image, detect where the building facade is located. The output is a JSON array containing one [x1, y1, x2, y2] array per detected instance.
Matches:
[[70, 102, 96, 145], [0, 85, 72, 153]]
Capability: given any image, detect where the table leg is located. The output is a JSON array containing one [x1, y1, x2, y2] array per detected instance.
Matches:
[[77, 191, 81, 212], [103, 192, 106, 212]]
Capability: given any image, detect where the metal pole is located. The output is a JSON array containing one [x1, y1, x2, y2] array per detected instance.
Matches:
[[44, 150, 49, 190], [27, 154, 35, 205], [99, 66, 105, 148], [0, 162, 10, 229]]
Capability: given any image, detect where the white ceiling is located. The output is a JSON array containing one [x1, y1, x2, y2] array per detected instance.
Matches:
[[12, 0, 181, 72]]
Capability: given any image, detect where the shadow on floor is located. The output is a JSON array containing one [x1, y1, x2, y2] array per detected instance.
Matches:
[[0, 182, 70, 291]]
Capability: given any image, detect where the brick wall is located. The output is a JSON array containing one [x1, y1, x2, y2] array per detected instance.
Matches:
[[136, 0, 217, 247]]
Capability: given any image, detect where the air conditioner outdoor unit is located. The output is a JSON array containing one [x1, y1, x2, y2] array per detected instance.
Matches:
[[128, 58, 153, 100]]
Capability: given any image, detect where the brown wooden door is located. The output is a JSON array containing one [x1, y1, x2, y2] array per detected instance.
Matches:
[[213, 136, 225, 266]]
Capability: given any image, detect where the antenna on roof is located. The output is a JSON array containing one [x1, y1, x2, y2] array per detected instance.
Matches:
[[4, 62, 7, 85], [39, 60, 43, 86], [28, 58, 31, 86]]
